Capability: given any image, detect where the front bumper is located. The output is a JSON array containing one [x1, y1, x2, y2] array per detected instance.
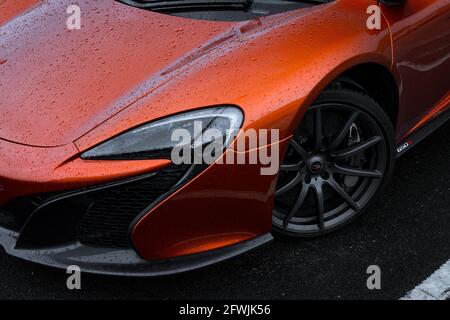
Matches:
[[0, 137, 287, 275]]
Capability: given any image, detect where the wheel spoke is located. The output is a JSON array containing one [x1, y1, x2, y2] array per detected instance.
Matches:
[[275, 172, 303, 196], [280, 163, 302, 172], [328, 111, 360, 150], [290, 140, 308, 159], [314, 183, 325, 230], [327, 178, 360, 212], [331, 136, 383, 160], [333, 164, 383, 178], [314, 108, 322, 150], [283, 185, 309, 229]]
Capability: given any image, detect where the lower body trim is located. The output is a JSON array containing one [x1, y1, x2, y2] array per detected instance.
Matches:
[[0, 227, 272, 277]]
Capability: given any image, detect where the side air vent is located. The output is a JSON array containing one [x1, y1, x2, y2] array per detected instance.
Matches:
[[77, 165, 189, 248]]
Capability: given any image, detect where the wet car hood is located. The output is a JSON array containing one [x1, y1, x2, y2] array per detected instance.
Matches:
[[0, 0, 235, 147]]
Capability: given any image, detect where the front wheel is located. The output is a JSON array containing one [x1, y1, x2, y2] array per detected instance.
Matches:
[[273, 87, 395, 237]]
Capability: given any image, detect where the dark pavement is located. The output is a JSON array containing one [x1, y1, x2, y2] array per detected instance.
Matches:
[[0, 123, 449, 300]]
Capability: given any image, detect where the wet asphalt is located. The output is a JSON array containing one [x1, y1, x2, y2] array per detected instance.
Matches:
[[0, 122, 449, 300]]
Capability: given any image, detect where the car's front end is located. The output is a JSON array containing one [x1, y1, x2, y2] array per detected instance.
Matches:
[[0, 131, 278, 276], [0, 0, 394, 275]]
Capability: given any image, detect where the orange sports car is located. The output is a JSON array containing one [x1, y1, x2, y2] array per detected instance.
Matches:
[[0, 0, 449, 276]]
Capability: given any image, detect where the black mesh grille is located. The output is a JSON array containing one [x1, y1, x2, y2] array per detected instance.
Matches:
[[76, 165, 189, 248]]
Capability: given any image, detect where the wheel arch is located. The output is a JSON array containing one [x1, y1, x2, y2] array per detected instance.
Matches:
[[334, 63, 400, 129], [301, 62, 400, 130]]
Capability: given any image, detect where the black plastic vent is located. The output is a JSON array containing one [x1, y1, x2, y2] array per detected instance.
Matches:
[[76, 165, 189, 248], [0, 195, 50, 232]]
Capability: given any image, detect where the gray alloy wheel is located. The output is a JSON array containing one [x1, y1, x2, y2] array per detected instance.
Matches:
[[273, 88, 395, 237]]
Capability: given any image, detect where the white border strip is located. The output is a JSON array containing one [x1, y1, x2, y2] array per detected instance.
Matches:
[[402, 259, 450, 300]]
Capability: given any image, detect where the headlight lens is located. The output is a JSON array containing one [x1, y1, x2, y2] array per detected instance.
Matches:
[[81, 106, 244, 160]]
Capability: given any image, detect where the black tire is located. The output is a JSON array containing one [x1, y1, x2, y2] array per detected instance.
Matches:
[[272, 84, 396, 237]]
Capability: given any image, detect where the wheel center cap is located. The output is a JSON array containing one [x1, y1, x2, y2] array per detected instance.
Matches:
[[310, 161, 323, 173], [307, 155, 326, 174]]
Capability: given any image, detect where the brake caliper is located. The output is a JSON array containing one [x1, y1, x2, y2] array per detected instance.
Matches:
[[343, 123, 366, 189]]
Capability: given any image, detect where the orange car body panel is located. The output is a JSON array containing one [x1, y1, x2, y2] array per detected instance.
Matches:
[[381, 0, 450, 141], [0, 0, 235, 147], [0, 0, 42, 25], [131, 139, 291, 260], [0, 0, 449, 262]]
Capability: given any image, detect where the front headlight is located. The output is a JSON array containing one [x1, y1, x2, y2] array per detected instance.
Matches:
[[81, 106, 244, 160]]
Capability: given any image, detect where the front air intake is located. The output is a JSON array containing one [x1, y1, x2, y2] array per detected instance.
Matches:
[[15, 164, 190, 249]]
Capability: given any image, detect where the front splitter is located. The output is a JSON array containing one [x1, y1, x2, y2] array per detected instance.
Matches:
[[0, 226, 273, 277]]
